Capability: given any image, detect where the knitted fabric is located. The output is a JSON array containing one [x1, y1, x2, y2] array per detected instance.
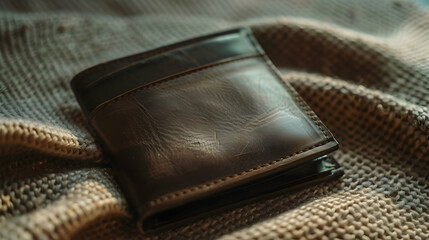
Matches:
[[0, 0, 428, 239]]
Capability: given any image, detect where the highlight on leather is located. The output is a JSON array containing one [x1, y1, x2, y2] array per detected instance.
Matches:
[[71, 27, 342, 231]]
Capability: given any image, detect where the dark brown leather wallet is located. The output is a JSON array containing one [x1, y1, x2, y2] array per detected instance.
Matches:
[[71, 28, 342, 231]]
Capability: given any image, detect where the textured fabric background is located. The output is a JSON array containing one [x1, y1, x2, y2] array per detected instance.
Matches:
[[0, 0, 428, 239]]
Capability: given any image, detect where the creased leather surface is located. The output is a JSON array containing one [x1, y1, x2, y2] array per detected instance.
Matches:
[[89, 55, 336, 224], [0, 0, 428, 239]]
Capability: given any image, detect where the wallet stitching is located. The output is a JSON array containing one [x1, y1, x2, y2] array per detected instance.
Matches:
[[75, 30, 247, 83], [244, 31, 329, 139], [146, 31, 333, 207], [88, 29, 334, 207], [80, 28, 326, 139], [74, 37, 207, 82], [149, 139, 332, 206], [89, 54, 261, 117]]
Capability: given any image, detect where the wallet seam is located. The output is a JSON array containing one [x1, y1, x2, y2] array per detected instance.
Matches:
[[89, 54, 261, 118], [148, 139, 333, 207], [145, 30, 332, 207], [74, 29, 248, 86], [89, 29, 329, 139], [87, 29, 333, 208], [74, 37, 208, 83], [244, 30, 330, 139]]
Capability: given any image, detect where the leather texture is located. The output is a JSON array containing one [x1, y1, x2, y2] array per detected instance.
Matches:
[[71, 28, 340, 231]]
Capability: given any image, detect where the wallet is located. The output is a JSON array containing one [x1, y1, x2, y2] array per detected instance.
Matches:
[[71, 28, 342, 231]]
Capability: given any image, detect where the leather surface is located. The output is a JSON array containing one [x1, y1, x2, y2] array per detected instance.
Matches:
[[71, 28, 339, 230]]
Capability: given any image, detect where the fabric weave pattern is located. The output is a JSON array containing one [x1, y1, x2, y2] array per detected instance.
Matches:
[[0, 0, 428, 239]]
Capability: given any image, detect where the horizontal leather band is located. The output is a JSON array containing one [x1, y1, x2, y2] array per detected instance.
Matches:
[[71, 28, 260, 114]]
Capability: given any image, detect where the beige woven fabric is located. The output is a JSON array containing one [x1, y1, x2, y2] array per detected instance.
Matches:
[[0, 0, 428, 239]]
